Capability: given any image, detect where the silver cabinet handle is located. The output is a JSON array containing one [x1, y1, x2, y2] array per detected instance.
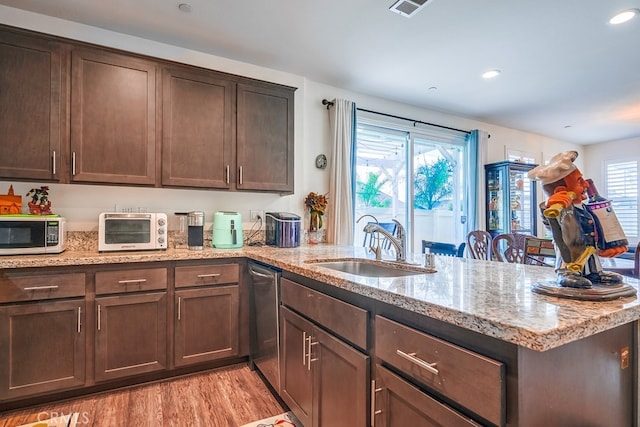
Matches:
[[77, 307, 82, 334], [117, 279, 147, 284], [370, 379, 382, 427], [97, 304, 101, 331], [23, 285, 59, 291], [72, 152, 76, 176], [52, 150, 56, 175], [177, 297, 182, 320], [307, 336, 318, 370], [239, 166, 243, 185], [197, 273, 221, 278], [302, 331, 308, 366], [396, 349, 439, 375], [225, 165, 230, 184]]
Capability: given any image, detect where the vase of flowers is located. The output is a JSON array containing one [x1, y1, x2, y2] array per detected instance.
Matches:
[[304, 192, 328, 233]]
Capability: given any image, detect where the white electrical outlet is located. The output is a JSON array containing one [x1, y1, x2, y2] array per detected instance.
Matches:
[[250, 210, 263, 222]]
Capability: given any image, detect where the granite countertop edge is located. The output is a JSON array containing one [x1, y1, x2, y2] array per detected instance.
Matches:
[[1, 244, 639, 352]]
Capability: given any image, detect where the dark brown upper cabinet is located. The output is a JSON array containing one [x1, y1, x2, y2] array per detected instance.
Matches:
[[70, 47, 158, 185], [161, 66, 235, 189], [236, 82, 295, 194], [0, 25, 295, 193], [0, 29, 63, 181]]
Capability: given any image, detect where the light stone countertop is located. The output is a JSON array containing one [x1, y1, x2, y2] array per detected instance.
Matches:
[[1, 243, 639, 352]]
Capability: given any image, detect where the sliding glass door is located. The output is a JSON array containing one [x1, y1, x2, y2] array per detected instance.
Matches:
[[353, 119, 469, 254]]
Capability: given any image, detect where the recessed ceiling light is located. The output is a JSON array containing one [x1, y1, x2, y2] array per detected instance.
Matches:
[[609, 8, 639, 25], [178, 3, 192, 13], [482, 69, 501, 79]]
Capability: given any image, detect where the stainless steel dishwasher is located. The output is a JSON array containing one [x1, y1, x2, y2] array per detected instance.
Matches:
[[248, 261, 281, 393]]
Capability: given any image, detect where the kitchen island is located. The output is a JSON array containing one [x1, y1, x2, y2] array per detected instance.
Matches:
[[1, 243, 638, 426], [3, 243, 638, 352]]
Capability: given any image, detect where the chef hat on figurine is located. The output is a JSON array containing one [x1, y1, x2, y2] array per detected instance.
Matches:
[[527, 150, 578, 185]]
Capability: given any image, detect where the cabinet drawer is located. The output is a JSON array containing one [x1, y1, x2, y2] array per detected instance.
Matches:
[[175, 264, 239, 288], [375, 316, 504, 426], [0, 272, 85, 303], [281, 278, 367, 350], [375, 365, 481, 427], [95, 268, 167, 295]]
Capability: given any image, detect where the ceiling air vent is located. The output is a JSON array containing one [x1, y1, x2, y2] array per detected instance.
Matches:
[[389, 0, 430, 18]]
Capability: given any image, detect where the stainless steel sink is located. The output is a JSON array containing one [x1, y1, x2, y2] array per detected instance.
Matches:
[[306, 258, 428, 277]]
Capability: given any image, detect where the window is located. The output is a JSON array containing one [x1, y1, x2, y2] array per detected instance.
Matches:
[[604, 159, 638, 244], [353, 114, 471, 253]]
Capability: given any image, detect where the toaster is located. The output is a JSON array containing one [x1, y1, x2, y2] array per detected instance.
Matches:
[[212, 211, 243, 248]]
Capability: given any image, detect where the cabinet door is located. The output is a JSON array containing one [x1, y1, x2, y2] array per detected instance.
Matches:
[[70, 47, 157, 185], [0, 29, 62, 181], [280, 306, 313, 427], [374, 366, 481, 427], [161, 66, 234, 189], [0, 300, 85, 400], [95, 293, 167, 382], [174, 285, 239, 366], [236, 82, 294, 193], [312, 325, 369, 427]]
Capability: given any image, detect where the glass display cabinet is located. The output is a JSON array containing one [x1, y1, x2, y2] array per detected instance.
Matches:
[[485, 161, 538, 238]]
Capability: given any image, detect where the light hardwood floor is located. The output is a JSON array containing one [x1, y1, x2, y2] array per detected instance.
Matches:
[[0, 364, 285, 427]]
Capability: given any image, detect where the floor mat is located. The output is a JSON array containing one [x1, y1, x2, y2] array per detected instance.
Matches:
[[239, 411, 299, 427], [18, 412, 78, 427]]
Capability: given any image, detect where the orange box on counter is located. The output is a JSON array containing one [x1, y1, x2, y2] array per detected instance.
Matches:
[[0, 185, 22, 214]]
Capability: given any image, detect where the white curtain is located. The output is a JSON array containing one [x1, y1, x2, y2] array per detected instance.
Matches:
[[467, 129, 489, 231], [327, 99, 356, 245]]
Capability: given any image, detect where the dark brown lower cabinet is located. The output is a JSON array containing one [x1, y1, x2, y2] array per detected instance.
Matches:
[[373, 366, 481, 427], [174, 285, 239, 367], [94, 292, 167, 382], [0, 300, 85, 400], [280, 306, 369, 427]]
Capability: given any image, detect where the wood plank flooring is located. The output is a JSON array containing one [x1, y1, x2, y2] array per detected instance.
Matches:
[[0, 364, 285, 427]]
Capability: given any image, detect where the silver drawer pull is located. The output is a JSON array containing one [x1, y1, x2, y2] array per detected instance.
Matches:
[[371, 380, 383, 427], [197, 273, 221, 278], [118, 279, 147, 284], [308, 338, 318, 370], [23, 285, 59, 291], [302, 331, 308, 366], [396, 349, 439, 375]]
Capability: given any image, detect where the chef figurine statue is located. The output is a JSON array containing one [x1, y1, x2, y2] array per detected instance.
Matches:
[[527, 151, 626, 289]]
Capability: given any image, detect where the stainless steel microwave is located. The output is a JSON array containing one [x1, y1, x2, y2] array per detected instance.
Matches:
[[0, 215, 66, 255], [99, 212, 168, 252]]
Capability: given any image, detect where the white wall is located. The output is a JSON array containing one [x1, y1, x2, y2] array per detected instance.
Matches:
[[0, 5, 587, 234]]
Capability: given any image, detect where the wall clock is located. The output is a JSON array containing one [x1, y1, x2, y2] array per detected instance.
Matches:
[[315, 154, 327, 169]]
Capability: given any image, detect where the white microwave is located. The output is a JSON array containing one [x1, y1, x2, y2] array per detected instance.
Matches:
[[98, 212, 168, 252], [0, 215, 66, 255]]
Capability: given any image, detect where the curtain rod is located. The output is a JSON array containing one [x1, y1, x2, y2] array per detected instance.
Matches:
[[321, 98, 470, 135]]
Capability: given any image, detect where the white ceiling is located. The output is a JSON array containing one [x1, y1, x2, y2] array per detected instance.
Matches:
[[2, 0, 640, 145]]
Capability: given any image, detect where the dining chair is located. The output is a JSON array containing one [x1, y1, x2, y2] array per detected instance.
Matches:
[[362, 222, 397, 250], [422, 240, 463, 257], [492, 233, 534, 263], [492, 233, 522, 263], [466, 230, 492, 260], [456, 242, 466, 258]]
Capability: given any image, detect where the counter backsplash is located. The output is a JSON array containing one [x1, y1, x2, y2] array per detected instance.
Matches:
[[66, 230, 267, 252], [67, 228, 324, 252]]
